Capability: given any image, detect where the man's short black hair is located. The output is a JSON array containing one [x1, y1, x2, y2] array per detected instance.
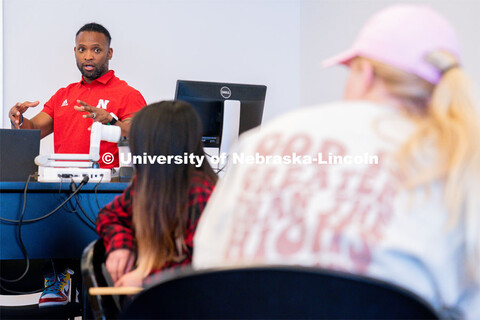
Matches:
[[76, 23, 111, 46]]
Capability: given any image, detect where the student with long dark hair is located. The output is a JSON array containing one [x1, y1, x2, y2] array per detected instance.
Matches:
[[97, 100, 217, 287]]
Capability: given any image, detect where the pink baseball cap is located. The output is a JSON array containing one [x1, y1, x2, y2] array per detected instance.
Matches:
[[322, 4, 461, 84]]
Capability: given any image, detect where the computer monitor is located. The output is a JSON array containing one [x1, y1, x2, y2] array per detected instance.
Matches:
[[174, 80, 267, 150], [0, 129, 40, 181]]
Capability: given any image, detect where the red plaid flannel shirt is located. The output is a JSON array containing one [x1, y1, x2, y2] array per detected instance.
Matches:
[[96, 171, 215, 272]]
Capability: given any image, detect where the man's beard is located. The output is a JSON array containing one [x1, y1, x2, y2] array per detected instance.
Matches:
[[77, 62, 108, 81]]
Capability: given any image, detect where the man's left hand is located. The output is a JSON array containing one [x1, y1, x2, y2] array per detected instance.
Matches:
[[74, 100, 114, 124]]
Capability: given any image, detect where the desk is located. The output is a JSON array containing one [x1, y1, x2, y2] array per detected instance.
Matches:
[[0, 182, 128, 260]]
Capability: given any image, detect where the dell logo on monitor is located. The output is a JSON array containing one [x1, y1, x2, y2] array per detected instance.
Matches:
[[220, 86, 232, 99]]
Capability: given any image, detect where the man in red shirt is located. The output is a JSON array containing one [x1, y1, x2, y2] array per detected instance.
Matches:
[[8, 23, 146, 168]]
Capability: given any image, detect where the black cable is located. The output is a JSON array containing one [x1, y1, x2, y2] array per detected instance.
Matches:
[[64, 181, 80, 214], [0, 261, 58, 295], [0, 175, 33, 284], [203, 151, 221, 175], [0, 176, 89, 224], [93, 174, 104, 210], [64, 195, 79, 214], [0, 174, 47, 293], [216, 154, 229, 174], [0, 283, 45, 295], [0, 175, 89, 294], [58, 179, 77, 213], [0, 279, 45, 294], [70, 179, 96, 230], [74, 193, 96, 225], [203, 151, 228, 175], [73, 193, 96, 231]]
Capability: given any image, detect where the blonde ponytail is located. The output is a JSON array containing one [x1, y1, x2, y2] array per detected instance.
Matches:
[[359, 54, 480, 282], [425, 51, 480, 280]]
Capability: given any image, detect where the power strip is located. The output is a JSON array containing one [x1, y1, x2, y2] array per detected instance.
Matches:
[[38, 166, 111, 183]]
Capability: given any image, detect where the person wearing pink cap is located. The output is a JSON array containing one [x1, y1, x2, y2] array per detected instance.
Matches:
[[192, 4, 480, 318]]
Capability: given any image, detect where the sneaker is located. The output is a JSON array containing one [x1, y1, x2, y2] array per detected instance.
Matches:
[[38, 268, 74, 308]]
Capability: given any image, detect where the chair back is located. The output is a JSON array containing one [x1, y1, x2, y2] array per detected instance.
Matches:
[[81, 239, 120, 320], [120, 265, 440, 319]]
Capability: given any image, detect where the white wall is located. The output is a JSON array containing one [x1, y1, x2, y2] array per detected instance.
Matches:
[[2, 0, 301, 153], [300, 0, 480, 107], [4, 0, 480, 153]]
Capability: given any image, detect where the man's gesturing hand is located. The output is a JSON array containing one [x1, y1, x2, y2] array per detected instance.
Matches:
[[9, 101, 40, 129], [74, 100, 114, 124]]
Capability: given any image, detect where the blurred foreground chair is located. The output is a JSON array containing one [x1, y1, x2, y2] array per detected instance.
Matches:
[[81, 239, 121, 320], [119, 265, 440, 319]]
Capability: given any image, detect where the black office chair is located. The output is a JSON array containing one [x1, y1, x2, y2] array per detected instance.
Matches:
[[120, 265, 440, 319], [81, 239, 121, 320]]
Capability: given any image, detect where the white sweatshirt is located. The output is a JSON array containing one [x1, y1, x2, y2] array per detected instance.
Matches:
[[193, 101, 480, 319]]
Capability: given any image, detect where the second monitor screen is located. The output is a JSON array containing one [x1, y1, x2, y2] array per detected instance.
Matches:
[[182, 98, 223, 148]]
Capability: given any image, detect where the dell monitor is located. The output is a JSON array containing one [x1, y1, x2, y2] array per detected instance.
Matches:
[[174, 80, 267, 150]]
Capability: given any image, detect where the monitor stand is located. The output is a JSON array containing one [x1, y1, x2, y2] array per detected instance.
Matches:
[[204, 100, 241, 175]]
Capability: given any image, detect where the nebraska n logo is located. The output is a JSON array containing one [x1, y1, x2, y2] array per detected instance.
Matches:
[[96, 99, 110, 109]]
